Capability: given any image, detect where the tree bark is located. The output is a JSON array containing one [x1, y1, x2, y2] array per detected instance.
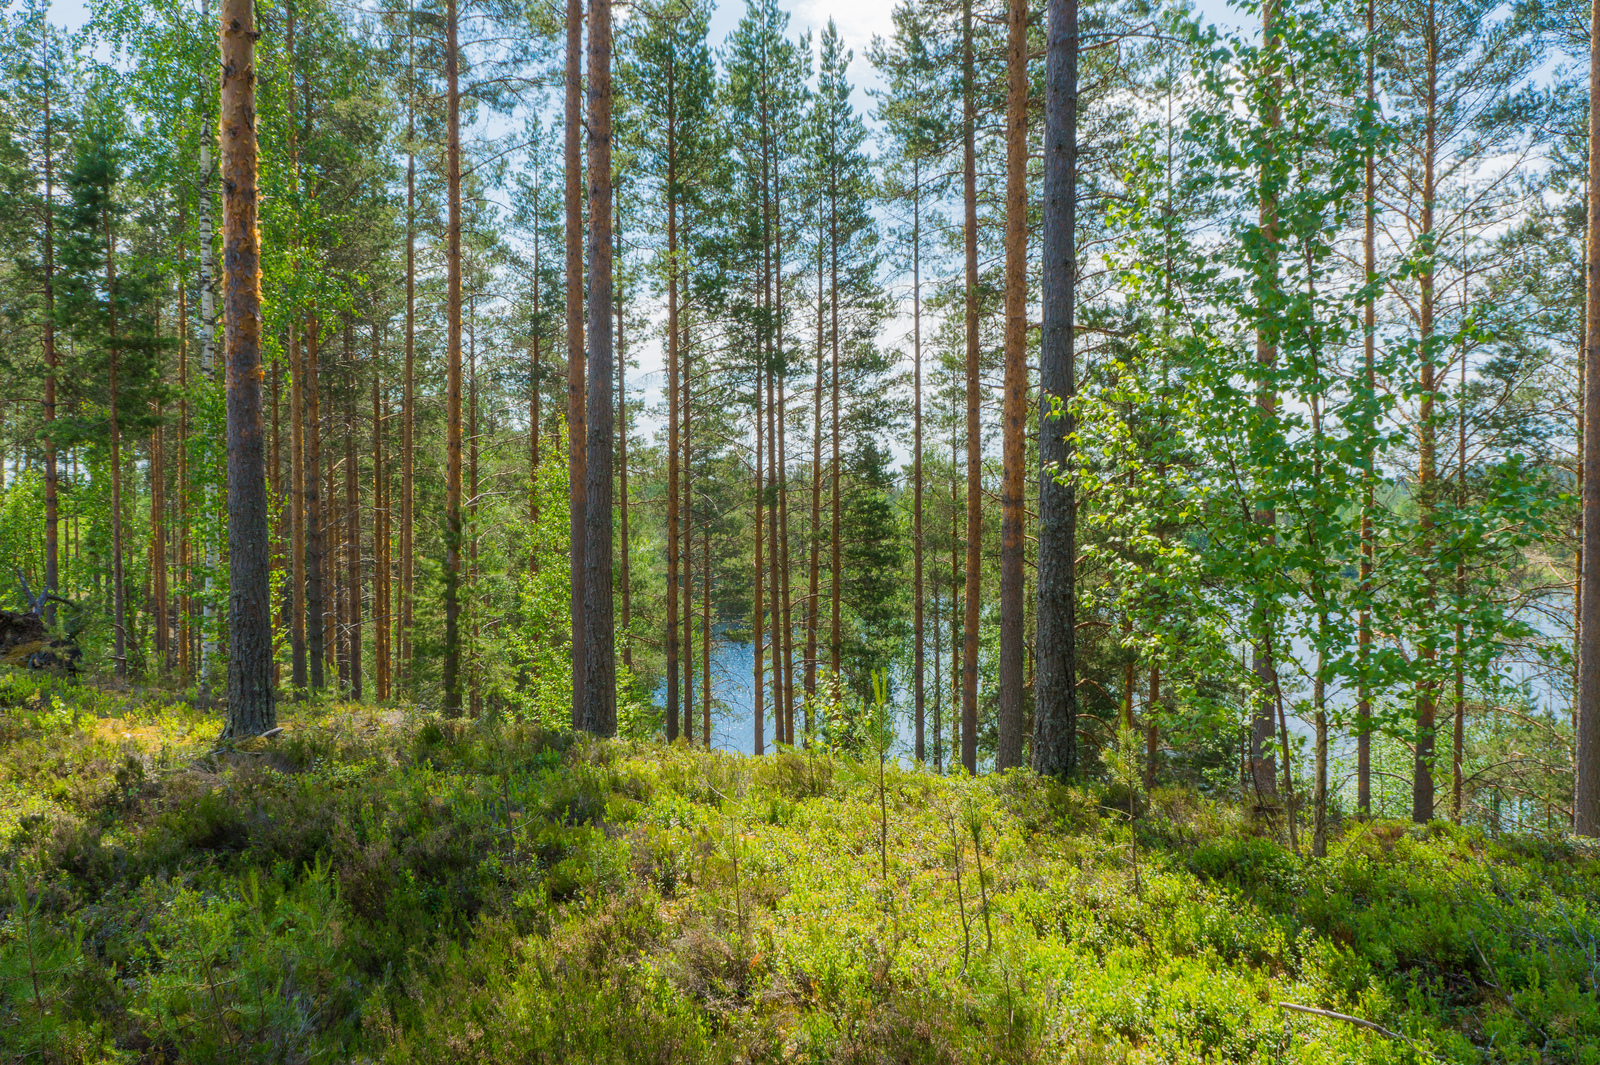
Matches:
[[778, 377, 795, 743], [346, 324, 362, 702], [199, 17, 220, 685], [442, 0, 464, 717], [997, 0, 1029, 771], [400, 0, 416, 689], [305, 317, 325, 690], [617, 207, 630, 672], [583, 0, 617, 735], [220, 0, 274, 736], [106, 165, 127, 680], [912, 157, 925, 763], [151, 397, 168, 668], [703, 486, 712, 746], [567, 0, 588, 730], [42, 18, 58, 628], [829, 170, 842, 685], [1413, 3, 1439, 823], [1574, 0, 1600, 834], [326, 425, 340, 682], [806, 209, 823, 709], [1313, 655, 1327, 855], [952, 428, 963, 767], [1453, 293, 1467, 821], [666, 91, 681, 740], [469, 309, 480, 716], [178, 256, 191, 681], [373, 357, 387, 702], [961, 0, 980, 774], [530, 205, 543, 557], [269, 299, 283, 686], [767, 125, 786, 743], [755, 264, 767, 754], [766, 325, 781, 745], [289, 327, 307, 689], [1249, 0, 1281, 805], [684, 309, 695, 745], [1034, 0, 1078, 778]]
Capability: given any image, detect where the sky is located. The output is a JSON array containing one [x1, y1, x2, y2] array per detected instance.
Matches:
[[42, 0, 1250, 94]]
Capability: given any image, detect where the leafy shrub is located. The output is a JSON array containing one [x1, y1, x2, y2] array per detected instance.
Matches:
[[3, 693, 1598, 1063]]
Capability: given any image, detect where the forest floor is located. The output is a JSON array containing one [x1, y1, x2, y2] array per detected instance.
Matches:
[[2, 672, 1598, 1064]]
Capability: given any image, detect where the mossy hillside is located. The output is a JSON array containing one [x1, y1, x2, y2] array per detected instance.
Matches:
[[2, 675, 1598, 1063]]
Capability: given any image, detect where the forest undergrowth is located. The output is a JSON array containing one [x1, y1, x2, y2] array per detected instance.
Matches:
[[2, 673, 1598, 1064]]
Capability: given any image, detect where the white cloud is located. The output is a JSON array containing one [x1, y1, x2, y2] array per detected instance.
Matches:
[[784, 0, 897, 55]]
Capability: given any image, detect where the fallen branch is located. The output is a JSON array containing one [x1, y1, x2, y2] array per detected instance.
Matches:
[[1277, 1001, 1453, 1062], [1276, 1002, 1406, 1042]]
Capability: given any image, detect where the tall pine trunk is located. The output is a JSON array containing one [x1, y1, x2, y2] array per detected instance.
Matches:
[[326, 428, 339, 681], [105, 172, 128, 679], [290, 327, 307, 689], [960, 0, 980, 774], [666, 97, 681, 741], [912, 158, 924, 762], [829, 179, 842, 684], [703, 483, 712, 746], [469, 312, 480, 716], [199, 48, 219, 687], [805, 209, 823, 709], [269, 301, 284, 686], [567, 0, 588, 729], [220, 0, 274, 736], [442, 0, 464, 717], [373, 357, 388, 702], [400, 0, 416, 688], [1453, 320, 1467, 820], [617, 210, 630, 672], [1413, 7, 1439, 823], [684, 309, 695, 745], [583, 0, 617, 735], [997, 0, 1029, 770], [1580, 0, 1600, 834], [151, 397, 167, 668], [1034, 0, 1078, 777], [952, 427, 963, 767], [178, 259, 192, 680], [755, 234, 767, 754], [1248, 0, 1281, 806], [530, 204, 543, 559], [42, 20, 58, 627], [778, 378, 795, 744], [305, 317, 325, 690], [764, 171, 784, 738], [345, 329, 361, 702]]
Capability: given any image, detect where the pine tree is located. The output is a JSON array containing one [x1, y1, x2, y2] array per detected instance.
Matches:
[[566, 0, 588, 731], [582, 0, 618, 736], [618, 0, 717, 741], [807, 19, 883, 700], [1034, 0, 1078, 778], [219, 0, 274, 736], [726, 0, 808, 751], [873, 0, 955, 765], [996, 0, 1030, 770]]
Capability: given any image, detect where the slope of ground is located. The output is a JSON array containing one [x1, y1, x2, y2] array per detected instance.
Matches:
[[2, 673, 1598, 1064]]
